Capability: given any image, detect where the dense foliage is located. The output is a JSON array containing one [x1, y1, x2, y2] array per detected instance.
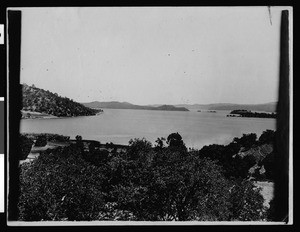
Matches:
[[228, 179, 266, 221], [19, 146, 106, 221], [198, 131, 276, 180], [18, 131, 274, 221], [22, 84, 100, 117]]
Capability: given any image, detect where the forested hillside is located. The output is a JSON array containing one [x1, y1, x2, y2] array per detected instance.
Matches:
[[22, 84, 101, 117]]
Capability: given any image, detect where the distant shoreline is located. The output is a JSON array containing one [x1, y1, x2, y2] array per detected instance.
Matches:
[[21, 110, 103, 120], [82, 101, 277, 113], [82, 102, 190, 112], [21, 107, 191, 120], [21, 110, 58, 119]]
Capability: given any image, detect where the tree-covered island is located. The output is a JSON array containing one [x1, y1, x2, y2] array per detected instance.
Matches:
[[227, 109, 276, 118]]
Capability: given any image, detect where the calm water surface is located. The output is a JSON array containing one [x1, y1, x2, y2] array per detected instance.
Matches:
[[20, 109, 276, 149]]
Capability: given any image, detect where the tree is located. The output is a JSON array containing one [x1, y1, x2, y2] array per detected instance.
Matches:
[[234, 133, 257, 149], [127, 138, 152, 160], [229, 179, 267, 221], [166, 132, 186, 151], [155, 137, 166, 150], [150, 154, 232, 220]]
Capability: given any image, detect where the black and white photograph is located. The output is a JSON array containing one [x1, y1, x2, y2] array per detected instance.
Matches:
[[6, 6, 292, 225]]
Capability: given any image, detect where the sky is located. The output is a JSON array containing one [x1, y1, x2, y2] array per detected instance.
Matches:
[[18, 7, 289, 105]]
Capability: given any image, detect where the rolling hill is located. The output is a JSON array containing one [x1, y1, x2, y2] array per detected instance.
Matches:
[[81, 101, 189, 111], [174, 102, 277, 112]]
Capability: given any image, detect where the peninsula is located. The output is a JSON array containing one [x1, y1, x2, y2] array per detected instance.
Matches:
[[22, 84, 102, 118]]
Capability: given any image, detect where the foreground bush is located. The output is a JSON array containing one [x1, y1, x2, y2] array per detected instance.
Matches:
[[229, 179, 266, 220], [18, 145, 106, 221]]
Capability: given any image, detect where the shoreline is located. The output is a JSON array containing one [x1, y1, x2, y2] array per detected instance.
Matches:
[[21, 110, 102, 120]]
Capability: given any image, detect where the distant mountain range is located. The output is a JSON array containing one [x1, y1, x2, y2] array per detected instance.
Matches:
[[174, 102, 277, 112], [82, 101, 277, 113], [81, 101, 189, 112]]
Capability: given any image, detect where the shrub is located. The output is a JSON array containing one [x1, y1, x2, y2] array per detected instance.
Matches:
[[229, 179, 267, 221], [18, 145, 106, 221], [166, 132, 186, 151]]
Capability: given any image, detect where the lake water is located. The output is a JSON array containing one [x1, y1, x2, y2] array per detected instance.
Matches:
[[20, 109, 276, 149]]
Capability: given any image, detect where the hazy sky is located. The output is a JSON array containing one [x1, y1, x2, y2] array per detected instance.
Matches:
[[19, 7, 288, 105]]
